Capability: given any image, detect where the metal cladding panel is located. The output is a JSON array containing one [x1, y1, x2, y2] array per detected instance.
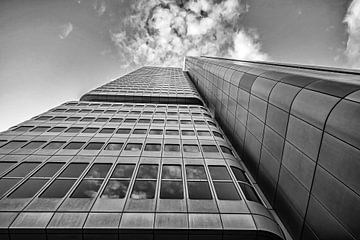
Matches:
[[185, 56, 360, 240]]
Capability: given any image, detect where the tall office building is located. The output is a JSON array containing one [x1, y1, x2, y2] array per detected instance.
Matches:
[[0, 58, 358, 240]]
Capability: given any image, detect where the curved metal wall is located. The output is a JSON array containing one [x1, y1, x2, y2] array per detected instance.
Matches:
[[185, 56, 360, 240]]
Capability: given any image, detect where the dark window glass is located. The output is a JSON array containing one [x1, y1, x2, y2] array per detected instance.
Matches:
[[220, 146, 233, 155], [0, 162, 16, 175], [144, 143, 161, 151], [84, 142, 105, 150], [138, 119, 150, 123], [208, 166, 231, 180], [5, 162, 40, 177], [134, 164, 157, 180], [104, 142, 123, 151], [36, 116, 52, 120], [187, 182, 212, 199], [65, 127, 83, 133], [82, 127, 99, 133], [230, 167, 249, 183], [208, 121, 216, 126], [22, 141, 46, 149], [162, 165, 181, 179], [116, 128, 131, 134], [13, 126, 33, 132], [1, 140, 27, 149], [99, 128, 115, 134], [110, 118, 122, 123], [166, 119, 178, 124], [40, 179, 76, 198], [131, 180, 156, 199], [197, 130, 211, 136], [202, 145, 219, 152], [194, 120, 206, 125], [31, 126, 50, 132], [8, 179, 48, 198], [64, 142, 85, 150], [124, 118, 136, 123], [133, 129, 147, 134], [79, 109, 91, 113], [185, 165, 207, 180], [66, 117, 81, 122], [239, 183, 261, 203], [153, 119, 164, 124], [182, 130, 195, 136], [160, 181, 183, 199], [42, 141, 66, 149], [59, 163, 88, 178], [164, 144, 180, 152], [33, 163, 64, 177], [180, 120, 192, 125], [70, 179, 103, 198], [48, 127, 66, 132], [85, 164, 111, 178], [101, 180, 129, 199], [81, 117, 95, 122], [183, 144, 199, 153], [124, 143, 142, 151], [95, 118, 109, 122], [165, 130, 179, 135], [0, 178, 20, 197], [213, 182, 240, 200], [212, 131, 224, 139], [149, 129, 163, 135], [111, 164, 135, 178]]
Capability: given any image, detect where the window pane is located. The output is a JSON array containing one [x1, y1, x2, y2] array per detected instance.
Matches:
[[133, 129, 147, 134], [164, 144, 180, 152], [8, 179, 48, 198], [5, 162, 40, 177], [197, 130, 211, 136], [125, 143, 142, 151], [165, 130, 179, 135], [182, 130, 195, 136], [144, 143, 161, 151], [138, 119, 150, 123], [99, 128, 115, 134], [213, 131, 224, 139], [183, 144, 199, 153], [104, 142, 123, 151], [59, 163, 88, 178], [167, 120, 178, 124], [111, 164, 135, 178], [153, 119, 164, 124], [82, 128, 99, 133], [162, 165, 181, 179], [22, 141, 46, 149], [84, 142, 105, 150], [186, 165, 207, 180], [95, 118, 109, 122], [194, 120, 206, 125], [101, 180, 129, 199], [33, 163, 64, 177], [187, 181, 212, 199], [117, 128, 131, 134], [208, 166, 231, 180], [213, 182, 240, 200], [13, 126, 33, 132], [1, 141, 27, 149], [40, 179, 76, 198], [231, 167, 249, 183], [0, 162, 16, 174], [64, 142, 85, 150], [124, 118, 136, 123], [0, 179, 20, 197], [220, 146, 233, 155], [48, 127, 66, 132], [137, 164, 158, 179], [70, 179, 103, 198], [110, 118, 122, 123], [43, 141, 66, 149], [160, 181, 183, 199], [131, 180, 156, 199], [239, 183, 261, 203], [31, 126, 50, 132], [149, 129, 163, 135], [85, 164, 111, 178], [65, 127, 83, 133], [202, 145, 219, 152], [35, 116, 52, 120]]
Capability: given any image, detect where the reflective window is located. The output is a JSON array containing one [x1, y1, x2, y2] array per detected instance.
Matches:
[[137, 164, 158, 179], [48, 127, 66, 132], [85, 164, 111, 178], [81, 117, 95, 122], [110, 118, 122, 123], [213, 182, 240, 200], [59, 163, 88, 178], [84, 142, 105, 150], [0, 178, 20, 197], [65, 127, 83, 133], [153, 119, 164, 124], [104, 142, 123, 151], [33, 163, 64, 177], [162, 165, 181, 179], [13, 126, 33, 132], [8, 179, 48, 198], [194, 120, 206, 125], [35, 116, 52, 120], [212, 131, 224, 139], [95, 118, 109, 122], [66, 117, 81, 122], [208, 166, 231, 180], [40, 179, 76, 198], [183, 144, 199, 153], [208, 121, 216, 126], [43, 141, 66, 149], [99, 128, 115, 134], [180, 120, 192, 125], [51, 116, 66, 121], [111, 164, 135, 178], [0, 162, 16, 175], [149, 129, 163, 135], [31, 126, 50, 132], [124, 143, 142, 151], [220, 146, 233, 155], [160, 181, 183, 199], [70, 179, 103, 198], [5, 162, 40, 177], [1, 140, 27, 149], [64, 142, 85, 150], [202, 145, 219, 152], [182, 130, 195, 136], [167, 119, 178, 124], [102, 180, 129, 198], [186, 165, 207, 180], [230, 167, 249, 183], [138, 119, 151, 123], [164, 144, 180, 152], [124, 118, 136, 123], [22, 141, 46, 149], [239, 183, 261, 203], [117, 128, 131, 134], [133, 129, 147, 134], [82, 127, 99, 133], [165, 130, 179, 135], [144, 143, 161, 151], [131, 180, 156, 199], [197, 130, 211, 136], [187, 182, 212, 199]]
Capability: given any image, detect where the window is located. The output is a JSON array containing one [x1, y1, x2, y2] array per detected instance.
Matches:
[[59, 163, 88, 178], [194, 120, 206, 125], [149, 129, 163, 135], [197, 130, 211, 136], [64, 142, 85, 150], [12, 126, 33, 132], [166, 119, 178, 124], [208, 166, 231, 180], [164, 144, 180, 152], [124, 143, 142, 151], [212, 131, 224, 139], [220, 146, 233, 155], [81, 117, 95, 122], [0, 162, 16, 175], [99, 128, 115, 134], [230, 167, 249, 183], [116, 128, 131, 134], [133, 129, 147, 134], [66, 117, 81, 122], [162, 165, 181, 179], [31, 126, 50, 132], [0, 179, 21, 197], [85, 164, 112, 178], [160, 181, 183, 199], [82, 127, 99, 133], [51, 116, 66, 121], [8, 179, 48, 198], [111, 164, 135, 178], [42, 141, 66, 150], [65, 127, 83, 133], [183, 144, 199, 153], [209, 166, 240, 200], [0, 140, 27, 149], [110, 118, 122, 123], [21, 141, 46, 149], [186, 165, 207, 179], [144, 143, 161, 151], [207, 121, 216, 126], [35, 116, 52, 120], [239, 183, 261, 203], [187, 182, 212, 200], [80, 109, 91, 113], [138, 119, 151, 123], [5, 162, 40, 177], [48, 127, 66, 132], [70, 180, 103, 198], [95, 118, 109, 122], [152, 119, 164, 124], [131, 164, 158, 199], [137, 165, 158, 179], [101, 164, 135, 199], [165, 129, 179, 135], [124, 118, 136, 123], [84, 142, 105, 150], [202, 145, 219, 153], [40, 179, 76, 198], [181, 130, 195, 136], [32, 163, 65, 177], [104, 142, 123, 151]]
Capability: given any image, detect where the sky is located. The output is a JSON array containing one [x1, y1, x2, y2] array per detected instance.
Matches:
[[0, 0, 359, 131]]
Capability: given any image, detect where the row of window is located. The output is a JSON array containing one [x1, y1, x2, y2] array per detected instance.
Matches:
[[0, 140, 233, 155], [64, 102, 204, 109], [12, 126, 224, 138], [52, 108, 210, 115], [0, 162, 261, 203]]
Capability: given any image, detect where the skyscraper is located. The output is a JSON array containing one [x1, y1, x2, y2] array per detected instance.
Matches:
[[0, 57, 358, 240]]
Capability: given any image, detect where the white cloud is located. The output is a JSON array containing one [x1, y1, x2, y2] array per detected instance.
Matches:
[[110, 0, 267, 68], [344, 0, 360, 68], [93, 0, 106, 16], [59, 22, 73, 39]]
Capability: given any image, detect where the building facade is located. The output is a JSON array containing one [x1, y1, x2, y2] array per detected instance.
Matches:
[[0, 66, 285, 240]]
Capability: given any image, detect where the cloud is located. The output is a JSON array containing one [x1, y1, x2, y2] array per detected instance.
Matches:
[[110, 0, 268, 67], [344, 0, 360, 68], [93, 0, 106, 16], [59, 22, 73, 39]]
